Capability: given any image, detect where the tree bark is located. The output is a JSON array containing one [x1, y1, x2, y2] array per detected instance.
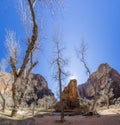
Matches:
[[91, 96, 97, 114], [0, 92, 5, 112], [57, 59, 64, 122], [11, 79, 18, 117], [106, 96, 109, 109], [10, 0, 38, 117], [18, 61, 38, 106]]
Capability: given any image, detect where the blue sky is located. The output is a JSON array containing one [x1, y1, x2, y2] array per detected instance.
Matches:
[[0, 0, 120, 95]]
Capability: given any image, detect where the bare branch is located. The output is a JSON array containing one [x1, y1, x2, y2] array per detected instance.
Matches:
[[0, 59, 7, 72], [76, 40, 90, 76], [27, 61, 39, 76], [18, 0, 38, 77], [10, 57, 18, 78], [50, 31, 69, 122]]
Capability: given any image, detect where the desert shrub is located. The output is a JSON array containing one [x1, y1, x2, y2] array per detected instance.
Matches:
[[78, 97, 92, 114]]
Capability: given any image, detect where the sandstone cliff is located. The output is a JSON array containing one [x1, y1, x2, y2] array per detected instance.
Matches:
[[55, 79, 79, 111], [78, 63, 120, 99], [62, 79, 79, 102]]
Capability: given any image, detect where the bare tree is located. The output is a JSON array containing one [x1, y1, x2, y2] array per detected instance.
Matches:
[[3, 0, 63, 117], [76, 41, 114, 114], [23, 75, 38, 117], [4, 0, 38, 117], [76, 41, 91, 76], [76, 41, 99, 114], [51, 34, 69, 122]]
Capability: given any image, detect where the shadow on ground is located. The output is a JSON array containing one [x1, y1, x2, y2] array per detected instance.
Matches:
[[0, 117, 36, 125]]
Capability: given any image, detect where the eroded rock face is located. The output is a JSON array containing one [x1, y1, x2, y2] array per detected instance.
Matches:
[[78, 63, 120, 99], [62, 79, 79, 102], [55, 79, 79, 111]]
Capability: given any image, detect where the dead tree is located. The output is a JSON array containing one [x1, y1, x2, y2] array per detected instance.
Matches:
[[5, 0, 38, 117], [18, 51, 38, 107], [51, 35, 69, 122], [76, 41, 98, 114], [4, 0, 63, 117]]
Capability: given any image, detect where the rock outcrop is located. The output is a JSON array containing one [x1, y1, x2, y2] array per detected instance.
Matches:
[[62, 79, 79, 102], [78, 63, 120, 99], [55, 79, 79, 111]]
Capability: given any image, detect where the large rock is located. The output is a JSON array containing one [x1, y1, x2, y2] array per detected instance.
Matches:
[[63, 79, 79, 109], [62, 79, 79, 102], [55, 79, 79, 111], [78, 63, 120, 99]]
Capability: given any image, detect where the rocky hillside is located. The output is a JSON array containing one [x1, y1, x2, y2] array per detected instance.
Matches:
[[0, 72, 56, 108], [78, 63, 120, 99]]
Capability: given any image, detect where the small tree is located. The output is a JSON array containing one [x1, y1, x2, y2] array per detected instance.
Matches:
[[51, 34, 68, 122]]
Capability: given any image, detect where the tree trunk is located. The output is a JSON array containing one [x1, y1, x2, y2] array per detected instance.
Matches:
[[60, 83, 64, 122], [91, 95, 97, 115], [58, 63, 64, 122], [0, 92, 5, 112], [2, 98, 5, 112], [106, 96, 109, 109], [32, 102, 35, 117], [11, 80, 18, 117]]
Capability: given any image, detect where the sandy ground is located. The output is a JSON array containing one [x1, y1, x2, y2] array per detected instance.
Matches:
[[34, 107, 120, 125], [0, 107, 120, 125], [34, 114, 120, 125]]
